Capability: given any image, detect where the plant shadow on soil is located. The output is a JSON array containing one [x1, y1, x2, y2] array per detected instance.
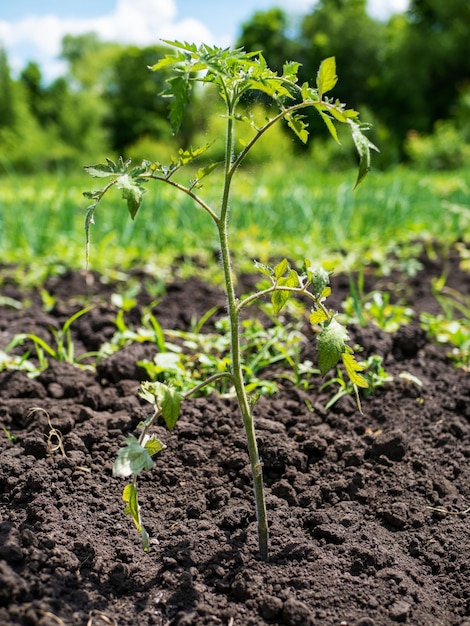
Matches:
[[0, 245, 469, 626]]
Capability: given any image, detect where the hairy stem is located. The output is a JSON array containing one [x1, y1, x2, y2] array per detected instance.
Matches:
[[238, 284, 332, 320], [218, 98, 269, 560], [218, 217, 269, 559], [145, 175, 219, 224]]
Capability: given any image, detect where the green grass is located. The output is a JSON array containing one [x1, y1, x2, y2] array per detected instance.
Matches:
[[1, 163, 469, 281]]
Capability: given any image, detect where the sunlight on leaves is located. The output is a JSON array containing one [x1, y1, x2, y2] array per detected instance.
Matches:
[[317, 56, 338, 98], [317, 317, 348, 376]]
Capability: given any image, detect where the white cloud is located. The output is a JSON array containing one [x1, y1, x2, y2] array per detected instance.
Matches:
[[0, 0, 410, 82], [0, 0, 216, 81], [368, 0, 409, 21], [274, 0, 316, 12]]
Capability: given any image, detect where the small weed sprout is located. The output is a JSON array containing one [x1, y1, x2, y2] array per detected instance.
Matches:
[[2, 426, 18, 443], [9, 306, 95, 372], [322, 354, 394, 410], [421, 280, 470, 370], [83, 42, 377, 559]]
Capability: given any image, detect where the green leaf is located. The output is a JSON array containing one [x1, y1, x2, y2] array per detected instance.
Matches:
[[15, 333, 57, 358], [343, 108, 360, 120], [160, 40, 199, 54], [84, 163, 115, 178], [272, 270, 299, 315], [349, 120, 379, 188], [160, 385, 182, 431], [122, 483, 142, 530], [178, 142, 214, 164], [140, 525, 150, 552], [84, 157, 130, 177], [254, 260, 273, 278], [194, 161, 221, 186], [273, 258, 289, 280], [129, 161, 152, 178], [329, 107, 347, 123], [317, 57, 338, 98], [83, 190, 104, 201], [144, 435, 166, 457], [113, 435, 155, 477], [285, 113, 309, 144], [121, 186, 143, 219], [122, 483, 150, 551], [116, 156, 132, 171], [272, 287, 290, 316], [139, 381, 183, 431], [150, 51, 185, 72], [310, 309, 329, 325], [282, 61, 301, 83], [301, 82, 319, 103], [317, 317, 348, 376], [307, 266, 330, 298], [342, 351, 369, 388], [116, 174, 145, 219], [317, 108, 340, 143], [139, 381, 157, 405], [83, 158, 147, 233], [62, 305, 94, 335], [164, 74, 191, 134]]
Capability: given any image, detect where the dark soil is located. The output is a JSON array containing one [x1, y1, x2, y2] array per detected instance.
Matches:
[[1, 247, 469, 626]]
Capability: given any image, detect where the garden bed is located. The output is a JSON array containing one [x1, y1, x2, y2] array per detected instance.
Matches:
[[0, 246, 469, 625]]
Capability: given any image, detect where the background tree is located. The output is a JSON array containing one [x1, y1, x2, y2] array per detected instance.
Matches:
[[2, 1, 470, 172], [103, 45, 175, 154], [20, 62, 44, 123], [387, 0, 470, 135], [237, 1, 385, 158], [237, 8, 300, 73], [0, 48, 15, 130], [61, 32, 121, 90], [0, 37, 113, 172], [299, 0, 384, 108]]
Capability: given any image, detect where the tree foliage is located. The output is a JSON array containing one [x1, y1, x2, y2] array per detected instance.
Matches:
[[392, 0, 470, 132], [103, 45, 175, 153], [0, 38, 109, 172], [0, 49, 15, 129], [237, 0, 470, 161], [1, 0, 469, 172], [298, 0, 384, 107], [238, 8, 300, 74]]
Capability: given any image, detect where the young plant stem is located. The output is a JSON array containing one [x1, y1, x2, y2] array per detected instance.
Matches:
[[218, 104, 269, 560], [183, 372, 233, 398], [219, 217, 269, 560]]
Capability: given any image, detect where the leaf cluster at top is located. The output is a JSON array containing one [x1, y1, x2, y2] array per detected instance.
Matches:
[[152, 41, 297, 131], [151, 41, 366, 148]]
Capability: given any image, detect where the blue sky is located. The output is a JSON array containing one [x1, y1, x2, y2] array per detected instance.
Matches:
[[0, 0, 409, 81]]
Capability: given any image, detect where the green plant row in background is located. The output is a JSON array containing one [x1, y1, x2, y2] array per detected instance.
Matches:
[[1, 165, 469, 278], [2, 281, 469, 381]]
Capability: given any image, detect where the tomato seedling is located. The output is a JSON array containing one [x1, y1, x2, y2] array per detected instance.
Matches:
[[83, 41, 376, 559]]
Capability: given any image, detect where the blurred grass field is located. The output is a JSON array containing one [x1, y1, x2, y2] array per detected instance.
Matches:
[[1, 162, 469, 282]]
